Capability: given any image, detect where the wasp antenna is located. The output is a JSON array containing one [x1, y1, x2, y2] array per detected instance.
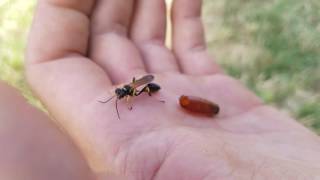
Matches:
[[115, 98, 120, 120], [98, 95, 115, 103]]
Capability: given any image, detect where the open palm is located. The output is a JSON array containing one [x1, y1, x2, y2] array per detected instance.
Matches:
[[26, 0, 320, 179]]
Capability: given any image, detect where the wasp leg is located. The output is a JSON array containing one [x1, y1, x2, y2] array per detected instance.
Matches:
[[146, 87, 152, 96], [134, 91, 140, 96], [147, 87, 165, 103], [115, 99, 120, 120], [126, 96, 133, 110], [140, 86, 152, 96], [138, 85, 165, 103], [136, 85, 148, 96]]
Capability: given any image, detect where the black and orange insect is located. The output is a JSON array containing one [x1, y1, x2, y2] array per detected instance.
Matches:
[[179, 95, 219, 117], [99, 75, 161, 119]]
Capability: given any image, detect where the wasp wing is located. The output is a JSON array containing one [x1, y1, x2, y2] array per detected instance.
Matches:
[[130, 75, 154, 88]]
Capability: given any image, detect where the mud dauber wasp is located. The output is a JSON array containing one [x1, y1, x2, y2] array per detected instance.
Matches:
[[99, 75, 163, 119]]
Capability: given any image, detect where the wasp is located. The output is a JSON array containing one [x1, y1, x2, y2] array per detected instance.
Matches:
[[99, 75, 162, 119]]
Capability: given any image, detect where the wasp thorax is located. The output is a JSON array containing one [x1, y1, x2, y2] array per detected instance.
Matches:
[[123, 85, 131, 91]]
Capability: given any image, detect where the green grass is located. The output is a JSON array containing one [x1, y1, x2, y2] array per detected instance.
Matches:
[[1, 0, 319, 133], [0, 1, 36, 104], [204, 0, 320, 132]]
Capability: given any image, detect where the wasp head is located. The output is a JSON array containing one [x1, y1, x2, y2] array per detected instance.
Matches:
[[115, 88, 126, 99], [116, 85, 132, 99]]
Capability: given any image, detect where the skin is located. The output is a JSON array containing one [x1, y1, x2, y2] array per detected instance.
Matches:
[[0, 82, 94, 180], [1, 0, 317, 179]]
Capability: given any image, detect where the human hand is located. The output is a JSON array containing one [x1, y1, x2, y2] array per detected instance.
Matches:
[[0, 82, 94, 180], [25, 0, 320, 179]]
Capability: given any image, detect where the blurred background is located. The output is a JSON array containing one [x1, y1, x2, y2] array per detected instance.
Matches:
[[0, 0, 319, 133]]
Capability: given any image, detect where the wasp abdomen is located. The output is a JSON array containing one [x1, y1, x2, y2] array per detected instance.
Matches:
[[147, 83, 161, 93]]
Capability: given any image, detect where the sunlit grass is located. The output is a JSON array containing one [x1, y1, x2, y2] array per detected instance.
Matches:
[[204, 0, 320, 132], [0, 0, 319, 133], [0, 1, 36, 104]]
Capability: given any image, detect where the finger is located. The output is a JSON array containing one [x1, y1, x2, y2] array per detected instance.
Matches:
[[130, 0, 179, 73], [26, 57, 117, 173], [26, 0, 113, 92], [26, 0, 94, 64], [25, 0, 112, 86], [90, 0, 146, 83], [25, 0, 114, 172], [0, 82, 94, 180], [172, 0, 222, 75]]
